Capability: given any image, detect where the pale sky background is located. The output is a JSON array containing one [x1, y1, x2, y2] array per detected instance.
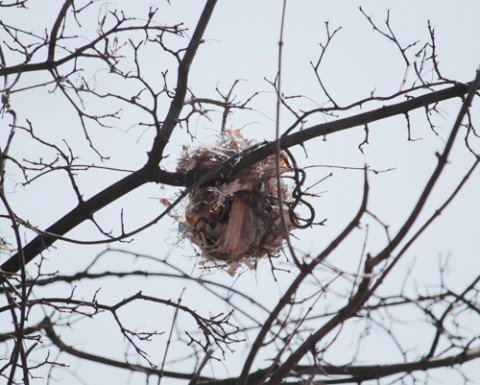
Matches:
[[1, 1, 480, 384]]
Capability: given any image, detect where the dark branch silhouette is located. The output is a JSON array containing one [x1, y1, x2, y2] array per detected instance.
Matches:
[[1, 2, 479, 385]]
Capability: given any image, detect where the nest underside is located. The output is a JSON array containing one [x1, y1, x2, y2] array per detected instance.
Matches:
[[184, 188, 288, 261]]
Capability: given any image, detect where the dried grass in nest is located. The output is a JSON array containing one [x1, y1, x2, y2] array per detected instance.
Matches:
[[176, 130, 307, 275]]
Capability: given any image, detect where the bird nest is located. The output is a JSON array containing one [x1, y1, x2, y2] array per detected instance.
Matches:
[[176, 129, 312, 274]]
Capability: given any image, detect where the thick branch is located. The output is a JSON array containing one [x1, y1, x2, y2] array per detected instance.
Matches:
[[236, 81, 474, 174], [0, 79, 477, 281], [146, 0, 217, 167], [39, 317, 211, 382], [202, 347, 480, 385], [265, 69, 480, 385], [265, 245, 374, 385], [47, 0, 73, 63], [368, 70, 480, 268], [0, 168, 148, 278], [0, 22, 179, 77], [178, 80, 478, 188], [237, 171, 369, 385], [295, 347, 480, 383]]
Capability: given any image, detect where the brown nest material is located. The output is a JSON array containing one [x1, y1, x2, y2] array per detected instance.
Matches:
[[176, 129, 313, 274]]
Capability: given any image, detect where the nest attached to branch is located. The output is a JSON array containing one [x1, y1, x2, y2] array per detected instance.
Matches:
[[176, 129, 313, 274]]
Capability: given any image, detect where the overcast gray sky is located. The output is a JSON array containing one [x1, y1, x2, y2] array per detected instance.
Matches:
[[2, 1, 480, 384]]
